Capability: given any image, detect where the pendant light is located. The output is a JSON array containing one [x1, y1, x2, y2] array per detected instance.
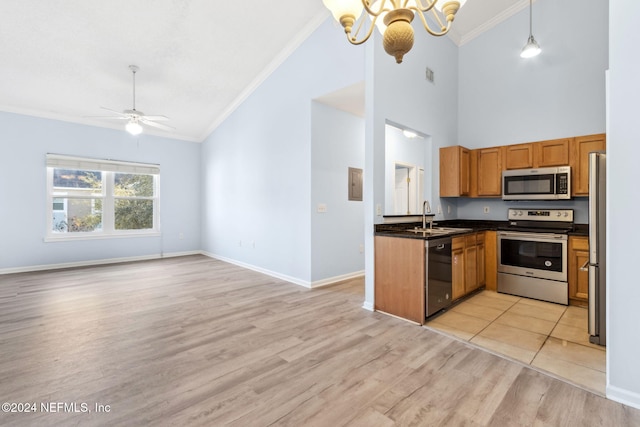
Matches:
[[520, 0, 541, 58]]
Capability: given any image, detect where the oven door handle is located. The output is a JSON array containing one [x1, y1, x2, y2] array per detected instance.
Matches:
[[498, 231, 567, 240]]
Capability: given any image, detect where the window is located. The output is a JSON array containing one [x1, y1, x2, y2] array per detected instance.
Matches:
[[46, 154, 160, 241]]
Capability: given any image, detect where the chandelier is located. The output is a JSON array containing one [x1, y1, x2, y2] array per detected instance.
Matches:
[[322, 0, 466, 63]]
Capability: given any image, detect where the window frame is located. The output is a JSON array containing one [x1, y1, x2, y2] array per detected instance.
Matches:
[[45, 154, 161, 242]]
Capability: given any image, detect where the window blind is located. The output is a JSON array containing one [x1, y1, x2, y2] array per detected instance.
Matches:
[[46, 154, 160, 175]]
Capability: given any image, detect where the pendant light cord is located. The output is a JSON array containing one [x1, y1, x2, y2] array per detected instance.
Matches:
[[132, 68, 136, 111], [529, 0, 533, 37]]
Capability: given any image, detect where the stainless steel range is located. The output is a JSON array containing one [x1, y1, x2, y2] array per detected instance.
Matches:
[[497, 208, 574, 305]]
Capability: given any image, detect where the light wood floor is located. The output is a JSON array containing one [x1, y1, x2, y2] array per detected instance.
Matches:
[[1, 255, 639, 426]]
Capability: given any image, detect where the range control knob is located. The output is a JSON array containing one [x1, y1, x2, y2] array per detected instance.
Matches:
[[556, 212, 562, 217]]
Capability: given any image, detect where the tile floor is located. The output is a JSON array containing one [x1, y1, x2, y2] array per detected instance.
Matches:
[[425, 290, 606, 395]]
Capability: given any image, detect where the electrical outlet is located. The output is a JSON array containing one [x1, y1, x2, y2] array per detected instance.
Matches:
[[447, 206, 451, 214], [179, 232, 184, 240], [437, 205, 442, 214], [376, 204, 382, 216], [317, 203, 327, 213], [359, 244, 364, 254], [483, 206, 490, 214]]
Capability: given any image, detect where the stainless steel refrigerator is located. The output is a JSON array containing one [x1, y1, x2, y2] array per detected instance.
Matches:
[[588, 151, 606, 346]]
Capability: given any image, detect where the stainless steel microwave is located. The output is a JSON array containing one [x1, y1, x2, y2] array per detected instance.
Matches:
[[502, 166, 571, 200]]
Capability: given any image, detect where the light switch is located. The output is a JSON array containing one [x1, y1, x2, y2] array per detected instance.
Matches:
[[317, 203, 327, 213]]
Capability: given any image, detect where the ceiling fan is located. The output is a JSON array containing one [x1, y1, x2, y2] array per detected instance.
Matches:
[[90, 65, 174, 135]]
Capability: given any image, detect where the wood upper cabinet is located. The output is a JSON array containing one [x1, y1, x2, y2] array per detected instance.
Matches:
[[534, 138, 571, 167], [440, 146, 470, 197], [374, 236, 425, 324], [568, 236, 589, 306], [452, 237, 466, 300], [504, 143, 534, 169], [476, 147, 502, 196], [571, 133, 606, 196]]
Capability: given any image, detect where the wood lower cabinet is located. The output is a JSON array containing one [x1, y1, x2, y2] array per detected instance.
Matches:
[[569, 236, 590, 306], [571, 133, 606, 196], [476, 232, 486, 288], [484, 231, 497, 291], [440, 146, 470, 197], [465, 234, 479, 294], [374, 236, 425, 324], [452, 237, 466, 300], [452, 232, 486, 300], [534, 138, 571, 167]]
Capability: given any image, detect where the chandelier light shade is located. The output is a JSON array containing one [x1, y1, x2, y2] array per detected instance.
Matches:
[[520, 0, 541, 58], [323, 0, 466, 64]]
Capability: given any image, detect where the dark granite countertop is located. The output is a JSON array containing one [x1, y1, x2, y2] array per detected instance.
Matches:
[[375, 219, 589, 239]]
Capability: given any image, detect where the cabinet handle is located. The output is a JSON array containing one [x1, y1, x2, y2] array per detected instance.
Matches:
[[579, 260, 589, 272]]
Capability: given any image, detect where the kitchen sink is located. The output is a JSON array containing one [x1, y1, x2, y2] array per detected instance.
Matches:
[[408, 226, 473, 235]]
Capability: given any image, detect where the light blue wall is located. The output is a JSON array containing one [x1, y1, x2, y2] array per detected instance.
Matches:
[[608, 0, 640, 409], [200, 19, 364, 285], [363, 22, 460, 308], [384, 124, 432, 215], [454, 0, 608, 223], [311, 103, 364, 282], [0, 112, 201, 271]]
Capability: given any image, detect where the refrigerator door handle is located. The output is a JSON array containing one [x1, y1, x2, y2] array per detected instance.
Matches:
[[588, 153, 598, 264], [580, 260, 589, 271], [588, 265, 597, 336]]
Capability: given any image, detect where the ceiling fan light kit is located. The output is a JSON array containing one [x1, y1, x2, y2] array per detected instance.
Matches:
[[88, 65, 174, 136], [322, 0, 466, 64]]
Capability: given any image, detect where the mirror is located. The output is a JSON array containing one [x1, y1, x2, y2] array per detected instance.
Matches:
[[384, 122, 431, 215]]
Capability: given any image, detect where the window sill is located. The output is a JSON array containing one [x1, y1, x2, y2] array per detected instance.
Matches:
[[44, 231, 161, 243]]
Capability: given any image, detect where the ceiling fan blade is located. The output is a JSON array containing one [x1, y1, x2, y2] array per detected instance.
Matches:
[[141, 115, 169, 121], [140, 118, 175, 131], [84, 115, 128, 120], [99, 106, 129, 117]]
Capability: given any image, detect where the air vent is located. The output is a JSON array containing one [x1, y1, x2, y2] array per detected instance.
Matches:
[[425, 67, 434, 83]]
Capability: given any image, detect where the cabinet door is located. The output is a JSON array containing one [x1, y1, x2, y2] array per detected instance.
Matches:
[[460, 147, 470, 196], [477, 147, 502, 196], [504, 143, 534, 169], [440, 146, 470, 197], [534, 138, 571, 167], [374, 236, 426, 323], [571, 134, 606, 196], [464, 234, 478, 293], [452, 237, 465, 300], [476, 232, 486, 288], [568, 236, 590, 306], [484, 231, 497, 291]]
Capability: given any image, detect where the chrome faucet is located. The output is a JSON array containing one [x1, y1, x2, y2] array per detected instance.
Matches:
[[422, 200, 432, 230]]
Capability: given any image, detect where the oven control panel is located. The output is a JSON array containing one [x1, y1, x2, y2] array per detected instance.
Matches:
[[507, 208, 573, 222]]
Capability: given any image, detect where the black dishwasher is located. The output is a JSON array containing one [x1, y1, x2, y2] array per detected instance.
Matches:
[[425, 237, 453, 317]]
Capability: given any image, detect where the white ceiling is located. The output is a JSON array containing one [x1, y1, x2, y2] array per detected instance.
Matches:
[[0, 1, 533, 142]]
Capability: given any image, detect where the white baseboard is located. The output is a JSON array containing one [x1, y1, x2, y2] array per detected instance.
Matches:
[[202, 252, 311, 288], [362, 301, 374, 311], [607, 384, 640, 410], [0, 251, 201, 275], [310, 271, 364, 288], [202, 252, 365, 291]]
